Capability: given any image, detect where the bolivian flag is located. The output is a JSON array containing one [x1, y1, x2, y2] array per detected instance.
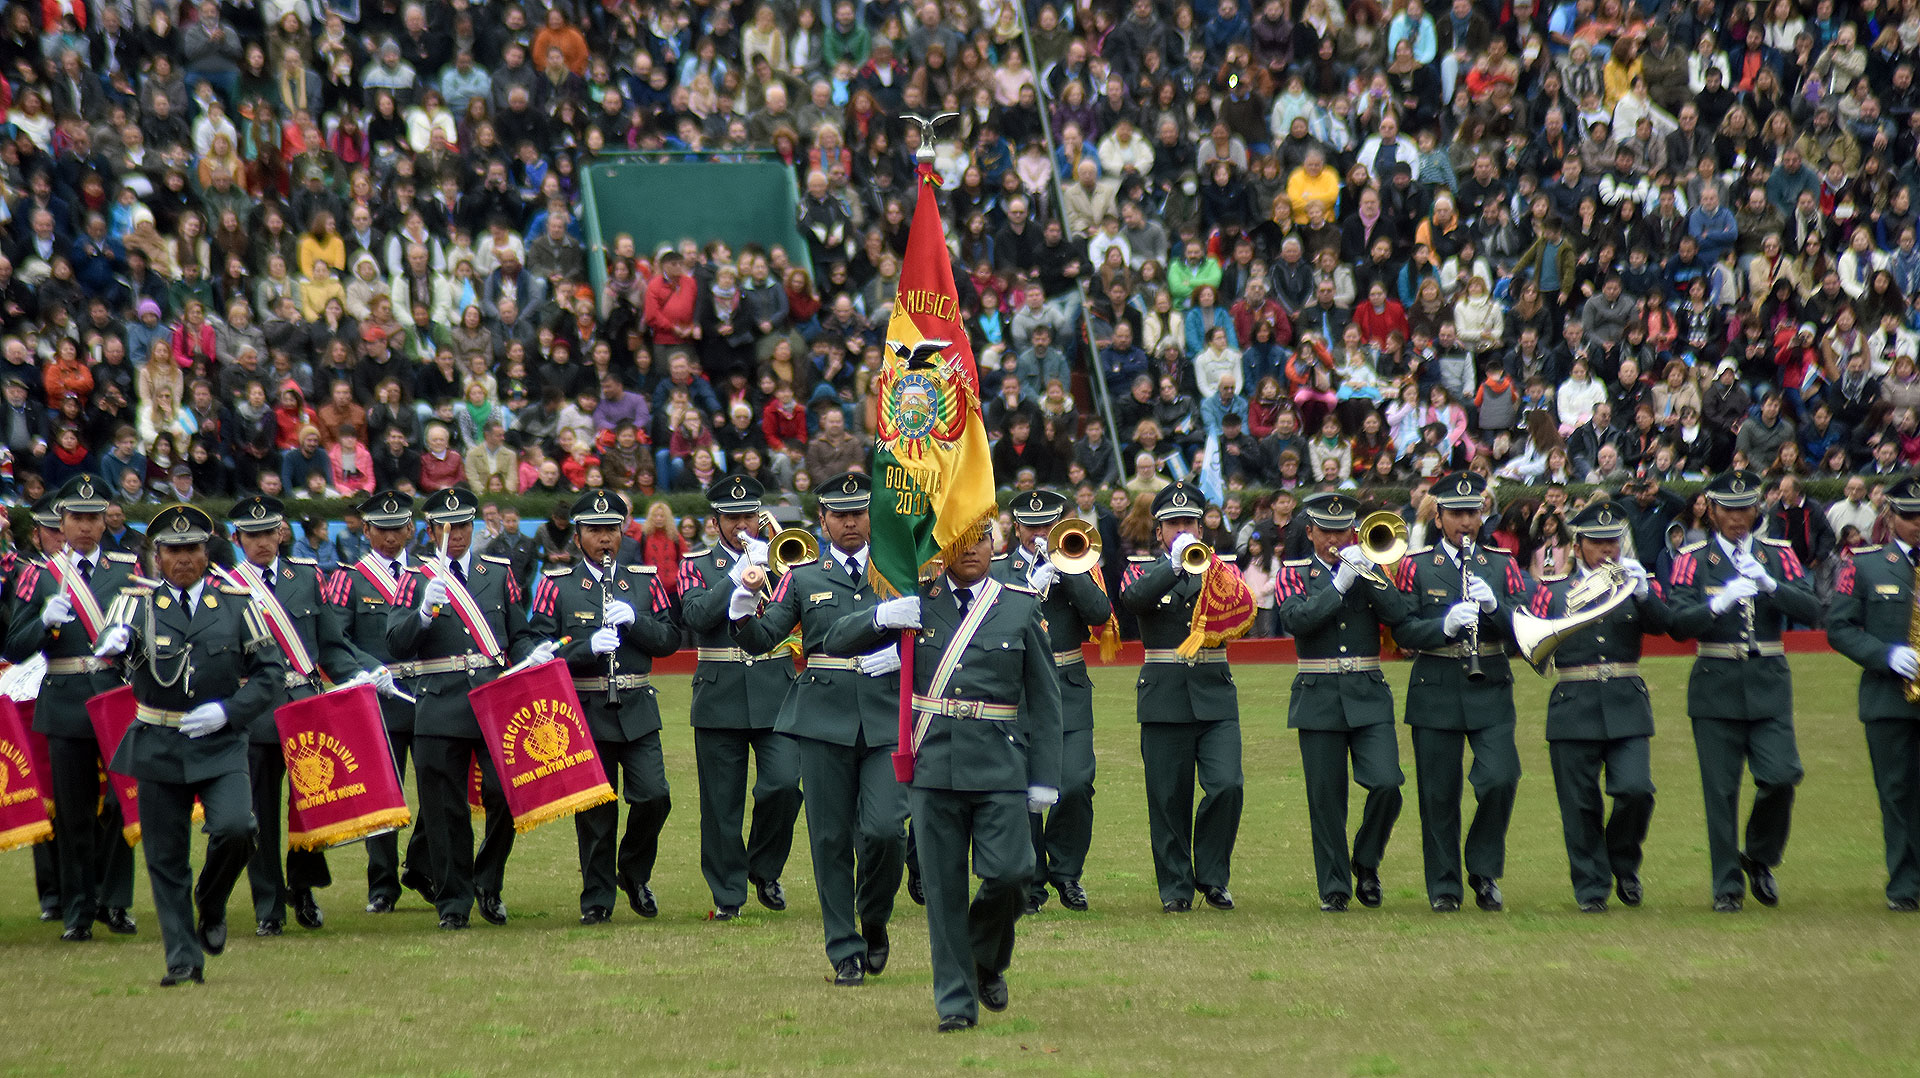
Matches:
[[867, 161, 996, 598]]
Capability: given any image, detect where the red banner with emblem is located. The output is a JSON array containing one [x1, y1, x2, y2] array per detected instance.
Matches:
[[469, 659, 614, 832], [0, 697, 51, 851], [1178, 557, 1258, 658], [21, 704, 52, 818], [275, 684, 411, 850], [85, 686, 144, 845]]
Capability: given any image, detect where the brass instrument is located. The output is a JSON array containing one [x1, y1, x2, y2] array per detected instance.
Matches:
[[1460, 537, 1486, 682], [1179, 540, 1214, 575], [736, 510, 787, 600], [1046, 518, 1102, 574], [601, 552, 620, 704], [1513, 561, 1635, 673], [1348, 510, 1408, 587], [769, 527, 820, 577], [1906, 556, 1920, 705]]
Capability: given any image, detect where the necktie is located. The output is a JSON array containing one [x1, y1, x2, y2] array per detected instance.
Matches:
[[389, 559, 402, 579], [1909, 546, 1919, 568], [178, 587, 193, 620], [263, 568, 276, 595], [78, 557, 92, 584], [452, 560, 468, 587], [844, 555, 860, 582], [955, 587, 972, 616]]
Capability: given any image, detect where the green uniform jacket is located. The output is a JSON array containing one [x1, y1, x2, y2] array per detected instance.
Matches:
[[325, 557, 419, 733], [677, 544, 796, 730], [1527, 568, 1671, 741], [1120, 555, 1238, 724], [384, 554, 540, 739], [528, 561, 681, 741], [238, 557, 378, 743], [992, 550, 1113, 734], [1391, 544, 1529, 730], [1665, 537, 1822, 719], [1825, 544, 1920, 721], [822, 579, 1062, 794], [5, 550, 144, 737], [1276, 555, 1414, 730], [730, 553, 900, 747], [108, 576, 288, 784]]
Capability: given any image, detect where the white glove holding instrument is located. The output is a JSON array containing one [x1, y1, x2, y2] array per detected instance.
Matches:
[[1621, 560, 1651, 600], [727, 585, 760, 620], [602, 598, 635, 627], [740, 535, 770, 567], [525, 640, 561, 666], [40, 593, 72, 628], [590, 627, 621, 655], [1891, 646, 1920, 680], [1333, 545, 1370, 593], [180, 702, 227, 739], [1708, 576, 1759, 615], [1027, 785, 1060, 814], [1733, 548, 1777, 592], [1026, 560, 1060, 593], [93, 624, 131, 657], [873, 596, 921, 630], [1463, 572, 1498, 612], [856, 648, 901, 677], [368, 666, 399, 697], [1443, 601, 1480, 638], [417, 578, 449, 622], [1169, 532, 1202, 566]]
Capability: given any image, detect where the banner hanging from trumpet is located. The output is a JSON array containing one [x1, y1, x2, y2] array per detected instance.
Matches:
[[1177, 554, 1257, 659]]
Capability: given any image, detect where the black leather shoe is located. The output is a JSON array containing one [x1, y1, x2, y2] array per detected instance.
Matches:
[[833, 956, 865, 986], [976, 967, 1008, 1012], [1578, 898, 1608, 914], [1056, 880, 1088, 911], [862, 923, 890, 975], [98, 908, 136, 935], [1713, 894, 1744, 913], [1022, 892, 1043, 916], [1615, 874, 1643, 908], [579, 906, 612, 925], [1890, 897, 1919, 912], [1320, 893, 1350, 912], [38, 908, 56, 921], [159, 966, 203, 987], [60, 925, 91, 942], [1741, 855, 1779, 907], [1354, 864, 1383, 908], [1202, 886, 1234, 911], [1162, 898, 1193, 913], [438, 913, 470, 930], [255, 919, 283, 937], [293, 890, 323, 930], [400, 866, 434, 902], [197, 916, 227, 956], [1430, 896, 1461, 912], [937, 1016, 976, 1033], [623, 880, 658, 919], [710, 905, 741, 921], [753, 878, 786, 912], [365, 896, 395, 914], [1468, 874, 1504, 912], [476, 893, 508, 925], [907, 868, 925, 906]]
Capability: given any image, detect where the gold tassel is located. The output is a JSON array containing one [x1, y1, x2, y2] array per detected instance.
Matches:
[[510, 783, 618, 834], [1095, 617, 1121, 663], [285, 808, 413, 852], [0, 819, 51, 852]]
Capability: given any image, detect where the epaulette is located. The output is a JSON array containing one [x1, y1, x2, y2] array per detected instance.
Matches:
[[1216, 554, 1238, 565], [1853, 544, 1885, 555], [1406, 545, 1433, 557], [120, 584, 153, 596], [547, 566, 574, 577], [1538, 572, 1569, 583], [624, 564, 657, 573], [1758, 536, 1791, 548], [1128, 554, 1156, 563], [481, 554, 512, 564], [130, 575, 161, 588], [1003, 581, 1037, 595], [782, 556, 819, 568], [217, 584, 251, 596], [1282, 557, 1312, 567], [1678, 540, 1707, 554], [1483, 545, 1513, 556], [105, 552, 139, 564], [287, 556, 318, 565], [991, 553, 1009, 561]]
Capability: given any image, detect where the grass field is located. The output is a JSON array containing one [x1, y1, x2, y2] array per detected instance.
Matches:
[[5, 653, 1919, 1077]]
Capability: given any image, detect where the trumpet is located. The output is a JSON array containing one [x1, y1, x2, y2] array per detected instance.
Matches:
[[769, 527, 819, 576], [1179, 539, 1214, 575], [1046, 518, 1102, 574], [736, 511, 787, 598], [1347, 510, 1407, 587]]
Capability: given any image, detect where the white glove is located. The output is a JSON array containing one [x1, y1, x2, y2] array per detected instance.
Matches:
[[1708, 576, 1759, 615], [1463, 572, 1498, 612], [1443, 600, 1480, 638], [180, 702, 227, 739], [1734, 549, 1778, 592], [1622, 561, 1651, 600], [602, 597, 635, 626], [856, 647, 901, 677], [417, 578, 449, 622], [873, 596, 921, 630], [525, 640, 561, 666], [40, 593, 72, 628], [368, 666, 398, 696], [1891, 646, 1920, 680], [1333, 545, 1370, 593], [741, 536, 770, 566], [92, 624, 130, 657], [1027, 785, 1060, 813], [727, 584, 760, 620], [1169, 532, 1202, 566], [1026, 560, 1060, 593], [590, 626, 621, 654]]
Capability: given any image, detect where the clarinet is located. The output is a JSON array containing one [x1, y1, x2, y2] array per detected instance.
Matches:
[[1461, 537, 1486, 682], [602, 552, 620, 704]]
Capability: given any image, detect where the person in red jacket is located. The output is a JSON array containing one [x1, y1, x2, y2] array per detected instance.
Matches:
[[643, 251, 700, 359], [760, 382, 808, 452], [1352, 281, 1409, 349], [271, 381, 315, 449]]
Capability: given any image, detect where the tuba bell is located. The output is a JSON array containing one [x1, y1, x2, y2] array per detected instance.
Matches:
[[1046, 518, 1102, 574], [1512, 562, 1636, 673], [769, 527, 819, 577]]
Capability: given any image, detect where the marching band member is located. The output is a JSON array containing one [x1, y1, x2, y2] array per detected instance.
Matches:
[[386, 488, 552, 930], [4, 475, 142, 940], [1391, 471, 1528, 913], [993, 489, 1113, 915], [676, 474, 802, 921], [1276, 493, 1413, 912], [729, 471, 906, 985], [1526, 501, 1667, 912], [823, 530, 1061, 1032], [528, 489, 681, 925], [92, 504, 286, 985], [16, 495, 64, 922], [1666, 469, 1821, 912], [1826, 475, 1920, 912]]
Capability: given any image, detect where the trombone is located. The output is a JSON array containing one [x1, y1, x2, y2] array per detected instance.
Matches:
[[739, 510, 821, 597], [1045, 518, 1102, 574], [1346, 510, 1408, 587]]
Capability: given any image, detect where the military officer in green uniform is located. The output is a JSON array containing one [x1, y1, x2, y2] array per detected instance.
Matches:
[[4, 474, 142, 940], [823, 531, 1061, 1032], [326, 490, 435, 913], [1665, 469, 1821, 911], [386, 488, 553, 930], [1275, 492, 1414, 912], [728, 471, 906, 985], [226, 495, 394, 936], [15, 496, 64, 922], [528, 489, 682, 924], [1390, 471, 1529, 913], [993, 489, 1112, 914], [676, 474, 802, 920], [1827, 476, 1920, 912], [1120, 481, 1244, 913], [1527, 501, 1667, 912], [92, 504, 286, 986]]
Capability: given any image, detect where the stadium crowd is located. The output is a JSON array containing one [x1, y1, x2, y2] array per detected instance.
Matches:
[[0, 0, 1910, 632]]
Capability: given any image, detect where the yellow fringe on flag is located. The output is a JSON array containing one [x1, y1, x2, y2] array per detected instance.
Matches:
[[1175, 559, 1257, 659], [510, 782, 617, 834], [1095, 617, 1122, 664], [287, 807, 413, 852], [0, 819, 51, 852]]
